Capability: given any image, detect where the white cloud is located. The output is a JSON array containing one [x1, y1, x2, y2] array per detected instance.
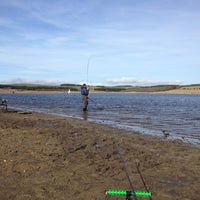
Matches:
[[0, 78, 62, 86], [106, 77, 183, 86], [0, 76, 183, 87]]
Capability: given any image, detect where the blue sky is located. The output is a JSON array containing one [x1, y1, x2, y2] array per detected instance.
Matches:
[[0, 0, 200, 86]]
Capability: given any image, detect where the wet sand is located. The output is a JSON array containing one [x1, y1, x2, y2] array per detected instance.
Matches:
[[0, 108, 199, 200]]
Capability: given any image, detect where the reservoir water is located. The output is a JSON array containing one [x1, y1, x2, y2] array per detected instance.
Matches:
[[1, 93, 200, 146]]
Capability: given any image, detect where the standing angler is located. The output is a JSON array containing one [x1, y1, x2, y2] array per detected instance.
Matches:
[[80, 83, 89, 111]]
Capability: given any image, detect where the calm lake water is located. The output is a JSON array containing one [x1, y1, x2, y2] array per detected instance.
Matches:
[[1, 93, 200, 146]]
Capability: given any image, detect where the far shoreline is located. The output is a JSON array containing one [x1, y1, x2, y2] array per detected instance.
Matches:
[[0, 88, 200, 94]]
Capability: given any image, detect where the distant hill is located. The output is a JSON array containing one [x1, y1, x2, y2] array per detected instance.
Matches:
[[0, 83, 80, 92], [0, 83, 199, 93]]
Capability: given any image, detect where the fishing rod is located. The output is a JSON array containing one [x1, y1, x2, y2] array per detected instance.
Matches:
[[88, 97, 99, 104], [88, 97, 104, 110], [112, 137, 138, 200], [86, 55, 92, 85], [135, 162, 152, 200], [105, 137, 152, 200], [85, 55, 104, 110]]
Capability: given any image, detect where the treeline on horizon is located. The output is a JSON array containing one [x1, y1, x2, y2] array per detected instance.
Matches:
[[0, 83, 200, 92]]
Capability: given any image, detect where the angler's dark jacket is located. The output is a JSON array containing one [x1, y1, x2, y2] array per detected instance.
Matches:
[[81, 86, 89, 96]]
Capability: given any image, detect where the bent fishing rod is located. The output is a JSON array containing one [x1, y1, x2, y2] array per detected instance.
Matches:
[[86, 55, 92, 85]]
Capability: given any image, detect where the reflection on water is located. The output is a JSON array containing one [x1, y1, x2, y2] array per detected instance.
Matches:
[[1, 93, 200, 145]]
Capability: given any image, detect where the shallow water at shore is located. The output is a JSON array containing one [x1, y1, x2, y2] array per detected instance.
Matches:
[[1, 93, 200, 145]]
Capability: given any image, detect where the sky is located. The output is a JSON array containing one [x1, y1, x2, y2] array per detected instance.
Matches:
[[0, 0, 200, 86]]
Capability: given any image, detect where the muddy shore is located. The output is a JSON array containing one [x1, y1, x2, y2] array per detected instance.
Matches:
[[0, 108, 199, 200]]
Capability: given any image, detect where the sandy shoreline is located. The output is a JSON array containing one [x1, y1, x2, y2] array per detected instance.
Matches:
[[0, 108, 199, 200]]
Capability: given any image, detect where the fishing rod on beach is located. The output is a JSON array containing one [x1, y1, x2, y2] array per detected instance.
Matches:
[[113, 137, 138, 200], [105, 137, 152, 200]]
